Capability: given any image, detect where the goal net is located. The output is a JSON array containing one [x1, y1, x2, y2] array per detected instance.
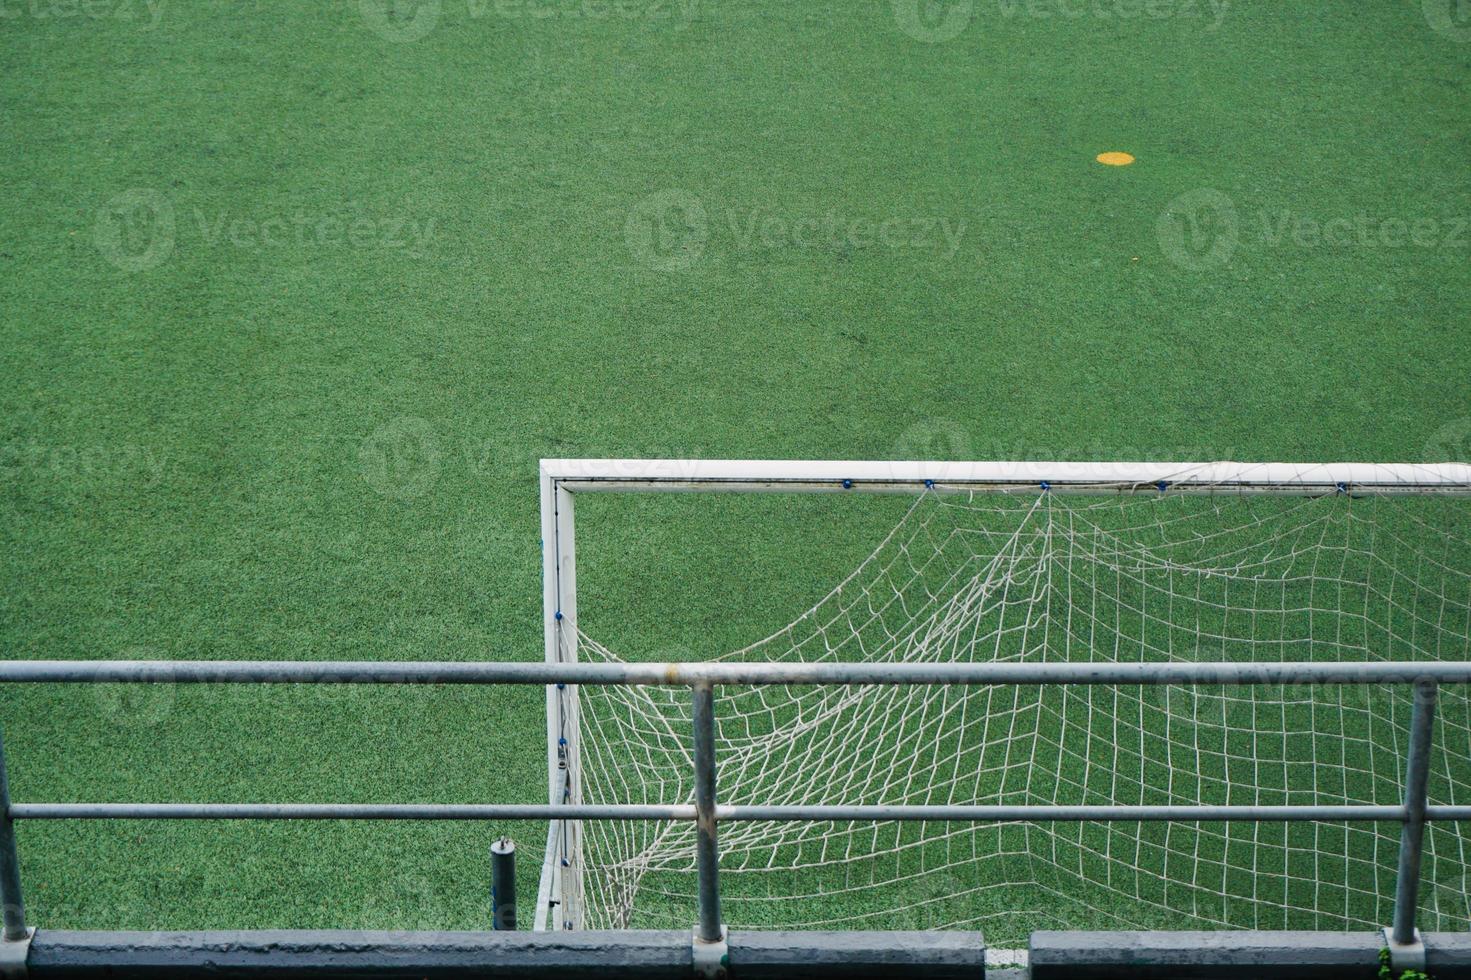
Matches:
[[553, 465, 1471, 944]]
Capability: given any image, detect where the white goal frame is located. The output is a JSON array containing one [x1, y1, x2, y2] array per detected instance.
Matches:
[[533, 458, 1471, 931]]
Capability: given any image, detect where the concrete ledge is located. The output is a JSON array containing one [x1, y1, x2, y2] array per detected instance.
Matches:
[[1030, 930, 1385, 979], [27, 930, 694, 979], [23, 928, 987, 979], [37, 926, 1471, 979], [1030, 930, 1471, 980], [734, 930, 984, 979], [1430, 932, 1471, 974]]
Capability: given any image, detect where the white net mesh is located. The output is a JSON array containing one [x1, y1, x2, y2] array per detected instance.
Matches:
[[571, 488, 1471, 943]]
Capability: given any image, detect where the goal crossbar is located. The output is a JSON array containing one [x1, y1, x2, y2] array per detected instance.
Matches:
[[542, 458, 1471, 494]]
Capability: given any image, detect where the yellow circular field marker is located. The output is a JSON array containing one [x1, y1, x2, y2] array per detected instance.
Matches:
[[1096, 152, 1136, 166]]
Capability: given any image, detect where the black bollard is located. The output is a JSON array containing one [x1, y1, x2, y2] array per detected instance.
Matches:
[[491, 837, 516, 930]]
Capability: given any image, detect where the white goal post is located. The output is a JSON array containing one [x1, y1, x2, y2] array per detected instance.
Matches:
[[534, 459, 1471, 934]]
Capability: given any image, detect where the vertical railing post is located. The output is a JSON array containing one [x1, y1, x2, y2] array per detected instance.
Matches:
[[0, 732, 28, 943], [691, 682, 725, 952], [1388, 680, 1437, 963]]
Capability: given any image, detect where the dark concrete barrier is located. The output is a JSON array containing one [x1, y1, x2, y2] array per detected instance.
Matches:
[[1430, 933, 1471, 976], [1031, 930, 1471, 980], [735, 930, 984, 979], [20, 928, 987, 979], [27, 930, 693, 979]]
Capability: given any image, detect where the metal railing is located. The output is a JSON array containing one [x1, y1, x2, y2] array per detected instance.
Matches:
[[1, 658, 1469, 954]]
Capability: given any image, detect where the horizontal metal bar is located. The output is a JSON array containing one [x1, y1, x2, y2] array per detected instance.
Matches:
[[13, 803, 1471, 823], [542, 459, 1471, 495], [9, 804, 694, 821], [726, 804, 1471, 822], [1, 659, 1468, 687]]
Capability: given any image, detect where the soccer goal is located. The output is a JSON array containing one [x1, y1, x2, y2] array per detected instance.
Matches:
[[535, 459, 1471, 947]]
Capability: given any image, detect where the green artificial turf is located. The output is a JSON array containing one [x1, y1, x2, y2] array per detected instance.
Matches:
[[2, 0, 1470, 941]]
